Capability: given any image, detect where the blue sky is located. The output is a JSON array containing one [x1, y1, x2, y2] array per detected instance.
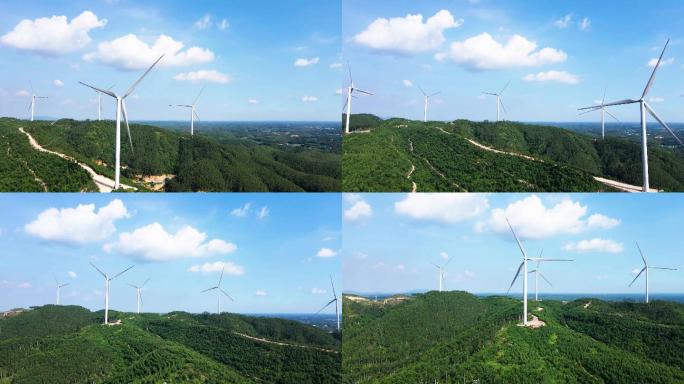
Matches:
[[0, 0, 340, 121], [343, 0, 684, 122], [343, 193, 683, 296], [0, 193, 341, 314]]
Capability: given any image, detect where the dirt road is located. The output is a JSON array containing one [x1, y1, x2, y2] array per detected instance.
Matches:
[[233, 332, 338, 354]]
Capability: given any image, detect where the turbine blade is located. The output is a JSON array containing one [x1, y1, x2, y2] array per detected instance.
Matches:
[[430, 91, 441, 97], [528, 258, 573, 262], [506, 218, 527, 258], [218, 268, 225, 286], [642, 38, 670, 99], [650, 266, 678, 270], [112, 265, 134, 280], [355, 89, 373, 95], [418, 85, 427, 96], [193, 109, 200, 122], [142, 278, 150, 287], [602, 88, 606, 104], [578, 99, 638, 110], [79, 81, 117, 98], [201, 286, 218, 293], [89, 262, 107, 278], [316, 298, 336, 314], [330, 275, 337, 299], [442, 257, 452, 268], [219, 288, 234, 301], [539, 272, 553, 287], [644, 102, 684, 148], [506, 261, 525, 295], [430, 262, 441, 269], [603, 108, 621, 123], [60, 283, 70, 288], [636, 242, 647, 266], [347, 61, 353, 85], [192, 85, 206, 106], [341, 96, 349, 113], [578, 108, 598, 116], [123, 54, 164, 98], [483, 92, 497, 96], [629, 267, 646, 287], [499, 80, 511, 95], [121, 100, 134, 154], [129, 284, 138, 288], [498, 98, 507, 114]]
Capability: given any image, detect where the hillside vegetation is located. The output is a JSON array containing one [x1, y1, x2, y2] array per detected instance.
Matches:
[[0, 118, 340, 192], [342, 115, 684, 192], [342, 291, 684, 383], [0, 305, 340, 383]]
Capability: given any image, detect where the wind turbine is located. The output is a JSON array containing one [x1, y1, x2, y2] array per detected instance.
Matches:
[[579, 39, 684, 192], [526, 250, 556, 301], [483, 81, 510, 122], [430, 257, 452, 292], [55, 278, 70, 305], [201, 268, 233, 314], [129, 278, 150, 314], [419, 86, 440, 123], [316, 275, 340, 331], [505, 218, 572, 325], [629, 242, 677, 303], [343, 63, 373, 134], [28, 82, 48, 122], [92, 84, 115, 121], [79, 54, 164, 190], [579, 88, 620, 139], [170, 86, 204, 136], [90, 262, 134, 324]]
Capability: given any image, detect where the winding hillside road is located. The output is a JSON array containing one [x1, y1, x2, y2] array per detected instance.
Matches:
[[18, 127, 135, 192], [233, 332, 339, 354]]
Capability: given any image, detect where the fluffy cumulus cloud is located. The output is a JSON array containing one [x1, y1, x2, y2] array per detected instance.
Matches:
[[301, 95, 318, 102], [83, 34, 215, 70], [344, 194, 372, 222], [579, 17, 591, 30], [53, 79, 65, 87], [294, 57, 319, 67], [247, 99, 259, 104], [435, 33, 567, 71], [403, 79, 413, 87], [394, 193, 489, 223], [476, 195, 619, 239], [255, 290, 267, 296], [523, 70, 579, 84], [330, 62, 343, 69], [554, 14, 573, 29], [105, 223, 236, 261], [353, 10, 462, 55], [1, 11, 106, 55], [257, 206, 269, 220], [230, 203, 251, 217], [316, 248, 338, 258], [648, 57, 675, 67], [562, 238, 624, 254], [187, 261, 244, 275], [25, 199, 128, 244], [68, 271, 77, 278], [173, 70, 230, 84], [194, 14, 212, 30]]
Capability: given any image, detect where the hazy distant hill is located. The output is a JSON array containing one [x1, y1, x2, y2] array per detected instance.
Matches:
[[342, 115, 684, 192], [342, 291, 684, 383], [0, 305, 340, 383]]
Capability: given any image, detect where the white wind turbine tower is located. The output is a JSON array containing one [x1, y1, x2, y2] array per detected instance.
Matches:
[[316, 275, 340, 331], [129, 278, 150, 314], [579, 88, 620, 139], [28, 82, 48, 122], [55, 278, 70, 305], [90, 263, 134, 325], [505, 218, 572, 325], [431, 257, 452, 292], [526, 250, 556, 301], [483, 81, 510, 122], [92, 84, 115, 121], [579, 39, 684, 192], [629, 242, 677, 303], [419, 86, 440, 123], [201, 268, 234, 314], [79, 54, 165, 190], [343, 63, 373, 134], [170, 86, 204, 136]]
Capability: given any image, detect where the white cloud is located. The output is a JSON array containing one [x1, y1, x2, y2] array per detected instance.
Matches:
[[476, 195, 620, 239], [440, 252, 449, 260], [194, 14, 212, 30], [587, 214, 620, 229], [0, 11, 106, 56], [311, 288, 327, 294], [562, 238, 623, 254], [648, 96, 665, 103], [230, 203, 251, 217], [255, 290, 267, 296], [187, 261, 244, 275], [217, 19, 229, 30], [67, 271, 77, 278], [344, 195, 372, 221], [394, 193, 489, 223], [16, 90, 29, 97], [435, 33, 567, 71], [301, 95, 318, 102], [83, 34, 215, 70], [354, 10, 462, 55], [403, 79, 413, 87], [316, 248, 338, 258], [294, 57, 319, 67], [257, 206, 269, 220], [173, 69, 230, 84], [523, 70, 579, 85], [25, 199, 128, 244], [18, 282, 32, 289], [330, 62, 343, 69], [554, 14, 573, 29], [247, 99, 259, 105], [648, 57, 675, 67], [578, 17, 591, 30], [105, 222, 236, 261], [53, 79, 64, 87]]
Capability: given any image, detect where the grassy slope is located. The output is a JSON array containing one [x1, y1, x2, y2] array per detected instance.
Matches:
[[0, 305, 340, 383], [342, 292, 684, 383]]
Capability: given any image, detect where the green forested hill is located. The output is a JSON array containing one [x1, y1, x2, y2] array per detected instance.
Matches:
[[342, 116, 684, 192], [342, 292, 684, 383], [0, 117, 340, 192], [0, 305, 340, 383]]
